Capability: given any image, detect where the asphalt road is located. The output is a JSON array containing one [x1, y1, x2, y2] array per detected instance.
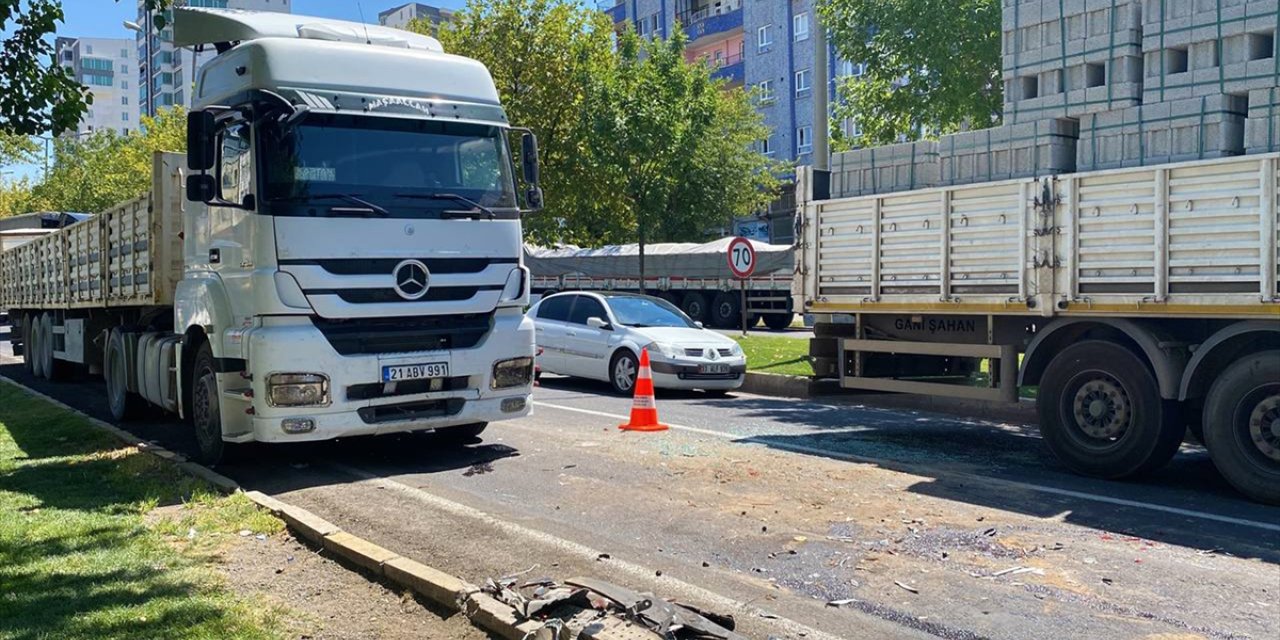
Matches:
[[2, 337, 1277, 640]]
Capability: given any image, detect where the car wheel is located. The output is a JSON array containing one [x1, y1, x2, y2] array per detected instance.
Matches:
[[610, 349, 639, 396]]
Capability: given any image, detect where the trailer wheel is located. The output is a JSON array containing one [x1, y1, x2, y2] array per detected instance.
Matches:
[[1037, 340, 1182, 479], [21, 313, 34, 374], [39, 313, 69, 381], [710, 291, 741, 329], [1202, 351, 1280, 505], [680, 292, 709, 324], [763, 312, 794, 331], [105, 329, 144, 421], [191, 342, 226, 465]]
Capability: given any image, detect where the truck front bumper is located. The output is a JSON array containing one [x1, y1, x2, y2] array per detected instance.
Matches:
[[239, 309, 534, 443]]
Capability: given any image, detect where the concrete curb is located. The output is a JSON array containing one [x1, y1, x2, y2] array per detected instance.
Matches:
[[740, 371, 816, 398], [0, 376, 538, 640]]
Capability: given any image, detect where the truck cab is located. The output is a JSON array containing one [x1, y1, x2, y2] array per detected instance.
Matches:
[[163, 9, 538, 461]]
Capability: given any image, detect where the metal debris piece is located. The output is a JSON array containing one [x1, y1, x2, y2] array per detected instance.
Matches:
[[894, 581, 919, 594], [826, 599, 858, 607]]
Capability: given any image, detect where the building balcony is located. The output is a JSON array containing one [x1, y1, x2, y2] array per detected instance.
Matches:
[[604, 1, 627, 23], [680, 1, 743, 43], [709, 55, 744, 85]]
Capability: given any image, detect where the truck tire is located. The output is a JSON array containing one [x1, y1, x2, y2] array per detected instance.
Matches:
[[105, 329, 144, 421], [710, 291, 741, 329], [763, 312, 794, 331], [190, 342, 227, 465], [1037, 340, 1182, 479], [1202, 351, 1280, 505], [680, 292, 709, 324], [39, 313, 69, 381], [433, 422, 488, 444]]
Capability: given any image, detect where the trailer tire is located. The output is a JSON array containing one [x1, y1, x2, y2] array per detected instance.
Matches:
[[39, 313, 69, 381], [710, 291, 741, 329], [105, 329, 144, 421], [763, 312, 794, 331], [1202, 351, 1280, 505], [21, 313, 34, 374], [1037, 340, 1182, 479], [190, 342, 226, 466], [680, 292, 709, 324]]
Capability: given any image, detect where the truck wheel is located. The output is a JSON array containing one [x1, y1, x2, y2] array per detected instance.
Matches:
[[1202, 351, 1280, 505], [105, 329, 144, 421], [1037, 340, 1182, 479], [39, 313, 69, 381], [433, 422, 488, 444], [610, 349, 638, 396], [710, 291, 741, 329], [190, 342, 226, 466], [680, 292, 708, 324], [763, 312, 794, 331]]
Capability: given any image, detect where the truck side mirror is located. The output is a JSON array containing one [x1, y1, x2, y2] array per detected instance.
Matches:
[[187, 110, 217, 171], [521, 131, 540, 186], [186, 174, 217, 203], [524, 186, 544, 212]]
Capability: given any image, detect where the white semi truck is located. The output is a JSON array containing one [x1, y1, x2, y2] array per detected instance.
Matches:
[[0, 9, 541, 463], [795, 155, 1280, 504]]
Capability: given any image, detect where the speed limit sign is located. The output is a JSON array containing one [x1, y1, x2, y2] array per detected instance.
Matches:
[[727, 236, 756, 278]]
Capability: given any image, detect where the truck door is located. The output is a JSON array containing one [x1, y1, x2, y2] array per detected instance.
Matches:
[[207, 120, 259, 348]]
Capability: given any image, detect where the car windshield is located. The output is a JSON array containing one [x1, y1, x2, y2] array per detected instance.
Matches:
[[260, 113, 517, 218], [606, 296, 697, 328]]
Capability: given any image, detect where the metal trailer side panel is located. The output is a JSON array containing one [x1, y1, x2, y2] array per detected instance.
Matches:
[[802, 153, 1280, 319]]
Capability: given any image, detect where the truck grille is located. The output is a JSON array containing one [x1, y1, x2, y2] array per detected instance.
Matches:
[[311, 313, 492, 356], [357, 398, 466, 424], [347, 376, 471, 400], [306, 285, 499, 305], [281, 257, 514, 275]]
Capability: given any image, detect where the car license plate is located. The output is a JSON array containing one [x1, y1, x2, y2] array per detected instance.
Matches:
[[698, 363, 730, 374], [383, 362, 449, 382]]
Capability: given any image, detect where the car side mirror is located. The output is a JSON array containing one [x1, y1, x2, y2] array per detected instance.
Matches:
[[187, 110, 217, 171], [695, 321, 704, 329], [587, 317, 610, 330], [186, 173, 217, 203]]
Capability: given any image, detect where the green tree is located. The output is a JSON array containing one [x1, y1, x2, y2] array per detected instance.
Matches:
[[31, 106, 185, 213], [423, 0, 623, 245], [581, 27, 780, 277], [1, 1, 171, 136], [819, 0, 1001, 147]]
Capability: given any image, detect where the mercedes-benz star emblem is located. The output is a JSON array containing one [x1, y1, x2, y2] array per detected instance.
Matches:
[[392, 259, 430, 300]]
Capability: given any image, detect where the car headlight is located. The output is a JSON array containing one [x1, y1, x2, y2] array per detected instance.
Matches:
[[492, 356, 534, 389], [728, 342, 744, 357], [645, 342, 679, 359], [267, 373, 330, 407]]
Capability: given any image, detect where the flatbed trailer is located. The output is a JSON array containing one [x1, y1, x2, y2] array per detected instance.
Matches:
[[795, 153, 1280, 504]]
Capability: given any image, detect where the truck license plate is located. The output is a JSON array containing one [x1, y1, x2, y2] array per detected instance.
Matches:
[[383, 362, 449, 382], [698, 363, 730, 374]]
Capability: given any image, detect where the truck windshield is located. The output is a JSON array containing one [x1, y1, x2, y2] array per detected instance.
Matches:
[[260, 113, 517, 218]]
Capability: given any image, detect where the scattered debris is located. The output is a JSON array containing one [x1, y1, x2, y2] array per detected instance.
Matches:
[[826, 599, 858, 607], [894, 581, 919, 594], [462, 462, 494, 477], [238, 529, 252, 537], [596, 553, 611, 561]]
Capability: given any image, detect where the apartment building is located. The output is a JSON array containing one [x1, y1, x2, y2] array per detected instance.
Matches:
[[135, 0, 292, 117], [604, 0, 852, 242], [55, 37, 139, 136], [378, 2, 454, 33]]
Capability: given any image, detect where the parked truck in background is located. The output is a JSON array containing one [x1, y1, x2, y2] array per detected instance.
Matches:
[[526, 238, 797, 330], [795, 156, 1280, 505], [0, 8, 542, 464]]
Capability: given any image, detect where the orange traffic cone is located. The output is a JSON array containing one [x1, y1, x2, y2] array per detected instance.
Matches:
[[619, 348, 668, 432]]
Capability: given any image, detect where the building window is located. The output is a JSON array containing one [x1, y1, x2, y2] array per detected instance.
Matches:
[[82, 57, 113, 71], [85, 44, 93, 54], [120, 48, 128, 58], [120, 63, 128, 73], [797, 126, 812, 152], [757, 80, 775, 103], [757, 25, 772, 50], [759, 137, 773, 156], [839, 59, 865, 78], [121, 80, 128, 89], [794, 13, 810, 41], [84, 73, 113, 87], [795, 69, 811, 95], [122, 112, 129, 122], [121, 96, 128, 105], [174, 90, 184, 105]]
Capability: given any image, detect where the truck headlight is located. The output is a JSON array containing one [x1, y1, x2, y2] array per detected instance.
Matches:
[[267, 373, 330, 407], [491, 357, 533, 389], [499, 267, 528, 305]]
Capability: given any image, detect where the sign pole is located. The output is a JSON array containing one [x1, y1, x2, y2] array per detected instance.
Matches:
[[740, 277, 747, 337]]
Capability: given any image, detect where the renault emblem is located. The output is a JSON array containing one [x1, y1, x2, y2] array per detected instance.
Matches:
[[392, 259, 430, 300]]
